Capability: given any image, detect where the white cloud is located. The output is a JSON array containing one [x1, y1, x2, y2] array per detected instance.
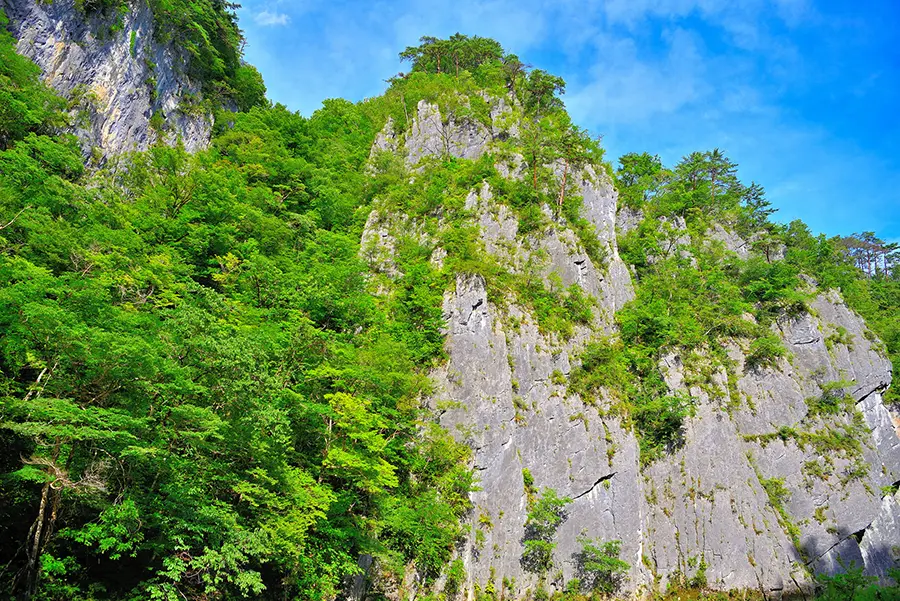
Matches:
[[255, 10, 290, 26], [600, 0, 707, 26], [566, 27, 710, 125]]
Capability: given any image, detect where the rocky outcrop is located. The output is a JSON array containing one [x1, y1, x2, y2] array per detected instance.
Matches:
[[432, 273, 645, 594], [1, 0, 211, 160], [371, 97, 518, 168], [645, 286, 898, 594], [617, 205, 643, 235], [359, 95, 900, 599], [405, 100, 489, 164], [430, 255, 899, 598]]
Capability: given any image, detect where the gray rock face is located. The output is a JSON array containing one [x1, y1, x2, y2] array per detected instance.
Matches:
[[860, 491, 900, 582], [616, 206, 643, 235], [708, 223, 751, 259], [359, 93, 900, 598], [2, 0, 212, 160], [431, 273, 645, 596], [405, 100, 489, 165], [576, 166, 635, 314], [370, 117, 399, 157], [402, 96, 517, 167], [642, 398, 806, 593]]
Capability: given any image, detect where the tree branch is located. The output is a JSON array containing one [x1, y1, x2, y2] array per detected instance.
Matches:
[[0, 206, 28, 231]]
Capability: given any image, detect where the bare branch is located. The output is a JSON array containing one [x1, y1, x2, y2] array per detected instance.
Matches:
[[0, 206, 27, 231]]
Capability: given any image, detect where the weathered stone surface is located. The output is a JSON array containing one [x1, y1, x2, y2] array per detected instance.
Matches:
[[431, 274, 645, 595], [2, 0, 211, 160], [406, 100, 491, 165], [370, 117, 399, 157], [576, 166, 635, 313], [735, 291, 899, 581], [708, 223, 751, 258], [423, 272, 900, 598], [346, 555, 375, 601], [646, 353, 810, 593], [861, 392, 900, 484], [359, 210, 401, 277], [616, 206, 643, 235], [860, 491, 900, 582], [356, 90, 900, 599], [401, 95, 519, 168], [812, 536, 866, 577]]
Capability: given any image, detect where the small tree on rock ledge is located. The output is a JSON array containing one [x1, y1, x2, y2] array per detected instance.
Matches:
[[572, 535, 630, 594], [521, 487, 572, 575]]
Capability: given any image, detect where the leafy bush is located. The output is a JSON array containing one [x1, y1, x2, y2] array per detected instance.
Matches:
[[573, 536, 630, 594], [815, 567, 900, 600], [632, 394, 694, 463], [568, 337, 630, 400], [229, 65, 268, 112], [807, 380, 855, 417], [0, 10, 67, 149], [521, 488, 572, 574], [444, 558, 466, 597], [745, 334, 786, 371]]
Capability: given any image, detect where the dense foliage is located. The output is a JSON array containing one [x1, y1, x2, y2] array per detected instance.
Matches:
[[520, 487, 572, 575], [571, 537, 630, 595], [0, 18, 473, 599], [0, 11, 66, 149]]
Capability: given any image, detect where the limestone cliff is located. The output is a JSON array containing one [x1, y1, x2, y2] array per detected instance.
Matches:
[[1, 0, 211, 161], [8, 7, 895, 592], [360, 98, 900, 599]]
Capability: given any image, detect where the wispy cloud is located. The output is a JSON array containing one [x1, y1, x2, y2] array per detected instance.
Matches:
[[566, 27, 711, 125], [254, 10, 290, 26], [235, 0, 900, 240]]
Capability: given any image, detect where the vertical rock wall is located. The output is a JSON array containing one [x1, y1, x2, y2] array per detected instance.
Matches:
[[365, 99, 900, 599], [1, 0, 212, 160]]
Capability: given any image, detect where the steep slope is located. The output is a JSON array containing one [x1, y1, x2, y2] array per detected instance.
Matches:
[[0, 0, 260, 161], [358, 75, 900, 599]]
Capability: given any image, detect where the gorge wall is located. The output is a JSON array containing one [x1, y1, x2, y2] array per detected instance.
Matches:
[[0, 0, 211, 161], [5, 5, 898, 596], [362, 98, 900, 599]]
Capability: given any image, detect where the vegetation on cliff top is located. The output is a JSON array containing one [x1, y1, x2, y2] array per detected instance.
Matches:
[[74, 0, 266, 110]]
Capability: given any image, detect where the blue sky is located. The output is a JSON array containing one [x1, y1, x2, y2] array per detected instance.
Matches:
[[235, 0, 900, 241]]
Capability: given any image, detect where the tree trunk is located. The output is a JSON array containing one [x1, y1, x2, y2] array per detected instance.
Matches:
[[20, 482, 50, 599], [401, 93, 410, 129], [558, 159, 569, 208]]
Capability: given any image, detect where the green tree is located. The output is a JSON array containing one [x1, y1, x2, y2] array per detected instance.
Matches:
[[229, 64, 268, 112], [521, 488, 572, 574], [0, 10, 66, 149], [400, 34, 503, 77], [573, 536, 630, 594], [616, 152, 663, 208], [520, 69, 566, 119]]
